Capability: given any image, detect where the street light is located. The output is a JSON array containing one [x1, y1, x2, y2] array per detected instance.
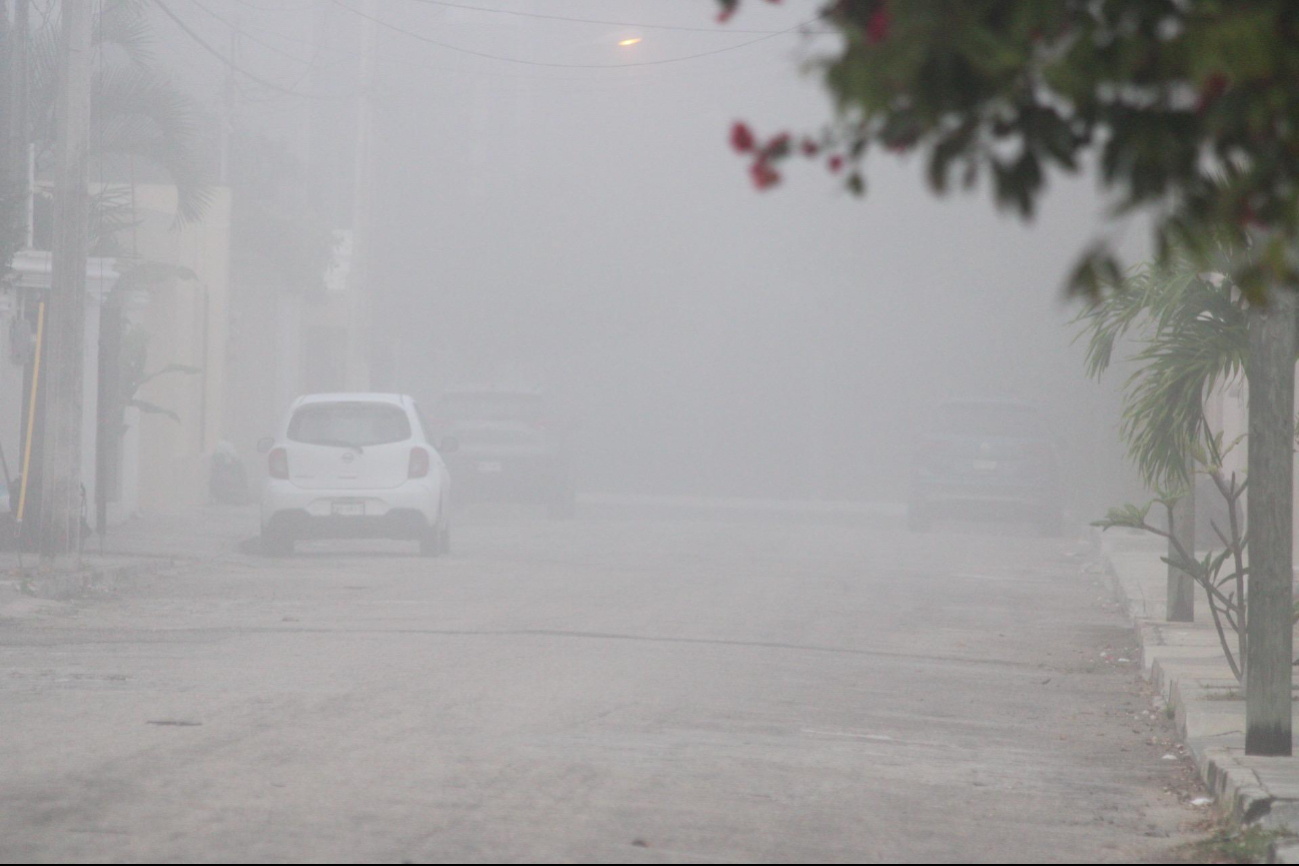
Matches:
[[618, 37, 642, 47]]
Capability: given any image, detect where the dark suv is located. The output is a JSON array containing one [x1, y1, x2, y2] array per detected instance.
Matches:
[[430, 388, 575, 517], [909, 399, 1063, 535]]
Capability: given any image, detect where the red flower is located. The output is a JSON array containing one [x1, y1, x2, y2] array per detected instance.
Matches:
[[866, 1, 891, 44], [750, 159, 781, 191], [730, 122, 756, 153], [828, 155, 844, 173]]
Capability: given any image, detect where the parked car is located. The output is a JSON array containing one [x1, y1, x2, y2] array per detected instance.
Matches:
[[259, 393, 454, 556], [430, 387, 575, 517], [909, 399, 1064, 535]]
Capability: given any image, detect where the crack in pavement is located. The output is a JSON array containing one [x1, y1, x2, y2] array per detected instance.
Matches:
[[0, 625, 1043, 671]]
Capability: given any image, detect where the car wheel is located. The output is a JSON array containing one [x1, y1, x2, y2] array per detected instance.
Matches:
[[907, 504, 932, 533], [419, 524, 443, 557], [261, 525, 294, 556]]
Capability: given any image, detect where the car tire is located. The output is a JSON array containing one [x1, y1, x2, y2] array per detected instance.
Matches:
[[419, 524, 443, 557], [261, 525, 294, 557], [420, 508, 450, 557], [907, 504, 932, 533]]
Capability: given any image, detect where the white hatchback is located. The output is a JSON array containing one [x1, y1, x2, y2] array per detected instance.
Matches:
[[259, 393, 454, 556]]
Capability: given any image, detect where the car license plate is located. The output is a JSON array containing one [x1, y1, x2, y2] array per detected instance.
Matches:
[[331, 501, 365, 517], [973, 460, 998, 472], [478, 461, 503, 473]]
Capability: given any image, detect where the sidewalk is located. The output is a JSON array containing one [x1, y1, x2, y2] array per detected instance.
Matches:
[[0, 504, 257, 605], [1102, 530, 1299, 860]]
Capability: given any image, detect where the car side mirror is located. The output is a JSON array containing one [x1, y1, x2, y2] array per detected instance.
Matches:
[[257, 436, 274, 454], [440, 436, 459, 455]]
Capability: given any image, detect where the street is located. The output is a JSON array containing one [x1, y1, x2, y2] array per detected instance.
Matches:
[[0, 512, 1206, 863]]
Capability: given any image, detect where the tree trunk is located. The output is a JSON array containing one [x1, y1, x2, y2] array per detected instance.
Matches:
[[36, 0, 91, 567], [1245, 289, 1296, 757], [1167, 469, 1196, 622]]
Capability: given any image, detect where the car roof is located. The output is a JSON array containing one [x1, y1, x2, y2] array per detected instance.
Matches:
[[440, 387, 544, 398], [292, 392, 410, 408]]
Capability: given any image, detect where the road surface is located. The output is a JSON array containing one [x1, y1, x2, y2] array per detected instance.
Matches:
[[0, 511, 1207, 862]]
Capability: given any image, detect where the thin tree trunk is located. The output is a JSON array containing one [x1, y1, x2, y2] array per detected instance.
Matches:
[[37, 0, 91, 567], [1168, 464, 1196, 622], [1245, 288, 1296, 756]]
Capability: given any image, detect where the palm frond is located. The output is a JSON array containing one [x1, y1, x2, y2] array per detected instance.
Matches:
[[91, 64, 211, 225], [97, 0, 156, 66], [1076, 251, 1250, 490]]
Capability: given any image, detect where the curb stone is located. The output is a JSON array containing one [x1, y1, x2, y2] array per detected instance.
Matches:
[[1097, 528, 1299, 843], [1271, 840, 1299, 863]]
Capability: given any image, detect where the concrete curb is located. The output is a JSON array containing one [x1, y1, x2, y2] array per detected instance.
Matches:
[[1098, 529, 1299, 843]]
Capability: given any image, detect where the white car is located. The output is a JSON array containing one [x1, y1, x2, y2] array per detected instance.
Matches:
[[259, 393, 454, 556]]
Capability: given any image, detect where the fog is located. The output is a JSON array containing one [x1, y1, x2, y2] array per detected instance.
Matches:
[[6, 2, 1210, 862], [143, 0, 1145, 516]]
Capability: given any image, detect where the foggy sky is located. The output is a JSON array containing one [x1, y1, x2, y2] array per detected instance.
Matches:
[[152, 0, 1148, 514]]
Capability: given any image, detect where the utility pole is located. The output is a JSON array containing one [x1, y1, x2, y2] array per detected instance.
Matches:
[[351, 0, 379, 391], [3, 0, 30, 248], [37, 0, 92, 566], [1166, 462, 1195, 622], [1245, 288, 1297, 756]]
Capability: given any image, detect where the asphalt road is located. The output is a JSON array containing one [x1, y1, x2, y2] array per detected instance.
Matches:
[[0, 512, 1208, 863]]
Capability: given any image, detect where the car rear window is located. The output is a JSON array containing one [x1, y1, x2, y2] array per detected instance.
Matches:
[[438, 394, 546, 424], [934, 404, 1047, 438], [288, 403, 412, 447]]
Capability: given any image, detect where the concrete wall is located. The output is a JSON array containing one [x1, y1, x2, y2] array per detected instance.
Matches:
[[128, 184, 231, 513]]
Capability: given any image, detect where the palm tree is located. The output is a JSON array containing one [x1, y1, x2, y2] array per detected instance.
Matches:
[[5, 0, 209, 262], [1077, 252, 1253, 681]]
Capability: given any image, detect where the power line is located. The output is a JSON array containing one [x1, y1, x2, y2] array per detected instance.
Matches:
[[395, 0, 836, 36], [185, 0, 313, 67], [152, 0, 359, 100], [330, 0, 824, 70], [150, 0, 310, 95]]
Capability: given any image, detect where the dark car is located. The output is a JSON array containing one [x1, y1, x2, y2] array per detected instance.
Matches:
[[909, 399, 1063, 535], [430, 388, 575, 517]]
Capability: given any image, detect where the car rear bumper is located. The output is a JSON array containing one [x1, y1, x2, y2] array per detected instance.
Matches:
[[448, 454, 568, 502], [261, 480, 442, 535]]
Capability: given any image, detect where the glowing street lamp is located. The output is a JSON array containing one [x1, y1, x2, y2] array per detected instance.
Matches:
[[618, 37, 642, 47]]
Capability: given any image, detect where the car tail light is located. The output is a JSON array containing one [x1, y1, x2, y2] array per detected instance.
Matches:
[[408, 446, 430, 479], [268, 447, 289, 480]]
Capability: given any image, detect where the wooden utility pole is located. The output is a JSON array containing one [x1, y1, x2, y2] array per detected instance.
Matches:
[[1167, 465, 1195, 622], [1245, 288, 1297, 756], [37, 0, 92, 566]]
